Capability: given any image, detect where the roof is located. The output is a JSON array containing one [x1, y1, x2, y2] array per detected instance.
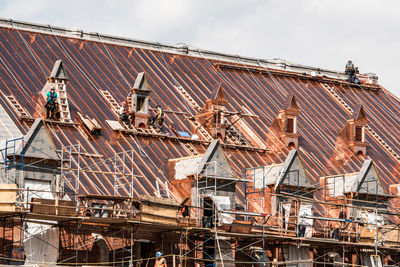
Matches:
[[323, 159, 387, 197], [0, 19, 399, 211]]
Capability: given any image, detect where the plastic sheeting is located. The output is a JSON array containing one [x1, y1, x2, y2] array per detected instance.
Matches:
[[24, 227, 59, 265], [298, 203, 313, 238], [358, 210, 385, 230], [283, 246, 312, 267], [24, 179, 58, 265], [211, 195, 233, 224], [174, 155, 203, 180], [282, 202, 291, 231]]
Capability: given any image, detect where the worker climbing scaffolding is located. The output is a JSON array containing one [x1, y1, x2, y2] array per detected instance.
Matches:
[[45, 87, 58, 120]]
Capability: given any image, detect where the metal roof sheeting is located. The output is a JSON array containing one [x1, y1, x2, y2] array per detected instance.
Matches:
[[0, 24, 398, 206]]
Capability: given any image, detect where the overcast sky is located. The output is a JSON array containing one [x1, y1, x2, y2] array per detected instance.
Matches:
[[0, 0, 398, 96]]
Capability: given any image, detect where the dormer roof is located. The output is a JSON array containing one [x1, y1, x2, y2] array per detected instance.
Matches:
[[133, 72, 151, 92], [282, 93, 299, 112], [15, 119, 60, 161], [351, 104, 368, 122], [49, 60, 68, 81], [210, 83, 228, 105]]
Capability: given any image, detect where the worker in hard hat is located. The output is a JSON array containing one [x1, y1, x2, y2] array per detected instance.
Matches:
[[344, 60, 356, 83], [154, 251, 167, 267], [45, 86, 58, 120]]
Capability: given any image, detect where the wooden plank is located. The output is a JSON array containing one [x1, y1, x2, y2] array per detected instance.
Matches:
[[30, 198, 77, 215], [0, 184, 17, 212], [140, 195, 179, 225]]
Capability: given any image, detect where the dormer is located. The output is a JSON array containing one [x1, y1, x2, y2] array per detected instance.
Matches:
[[340, 104, 368, 156], [168, 140, 237, 217], [194, 83, 228, 140], [6, 119, 60, 187], [39, 60, 72, 123], [245, 150, 315, 235], [270, 94, 301, 149], [126, 72, 151, 128], [321, 159, 390, 219]]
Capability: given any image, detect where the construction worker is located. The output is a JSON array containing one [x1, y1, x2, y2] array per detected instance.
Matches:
[[344, 60, 356, 83], [119, 101, 131, 126], [154, 251, 167, 267], [45, 87, 57, 120], [151, 105, 165, 127]]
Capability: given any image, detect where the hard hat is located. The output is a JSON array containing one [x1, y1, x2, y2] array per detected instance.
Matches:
[[156, 251, 163, 258], [348, 60, 352, 63]]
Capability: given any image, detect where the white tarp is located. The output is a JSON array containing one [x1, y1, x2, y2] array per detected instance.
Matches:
[[326, 174, 358, 197], [24, 179, 58, 265], [357, 210, 385, 231], [24, 227, 59, 264], [283, 246, 312, 267], [249, 165, 283, 189], [282, 202, 292, 231], [174, 155, 203, 180], [211, 195, 234, 224], [298, 203, 313, 238]]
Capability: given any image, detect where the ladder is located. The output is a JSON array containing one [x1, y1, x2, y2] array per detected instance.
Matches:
[[174, 86, 201, 112], [100, 90, 120, 116], [56, 84, 72, 122], [225, 125, 247, 146], [321, 83, 400, 162], [191, 120, 213, 141], [181, 142, 199, 156], [2, 94, 30, 118]]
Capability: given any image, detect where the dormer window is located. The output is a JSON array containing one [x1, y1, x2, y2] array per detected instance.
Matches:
[[286, 117, 295, 133], [194, 83, 229, 140], [136, 95, 147, 113], [339, 104, 368, 156], [270, 94, 301, 149], [124, 72, 152, 128], [355, 125, 363, 142]]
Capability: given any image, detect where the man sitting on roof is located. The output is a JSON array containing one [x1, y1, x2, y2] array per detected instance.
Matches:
[[150, 105, 165, 128], [45, 87, 58, 120], [119, 101, 131, 127], [344, 60, 360, 84]]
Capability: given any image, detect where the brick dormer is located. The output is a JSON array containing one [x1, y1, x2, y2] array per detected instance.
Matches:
[[126, 72, 151, 128], [194, 83, 228, 140], [270, 94, 301, 149], [340, 104, 368, 156]]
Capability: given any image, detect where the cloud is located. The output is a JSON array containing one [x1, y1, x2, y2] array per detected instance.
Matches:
[[0, 0, 398, 94]]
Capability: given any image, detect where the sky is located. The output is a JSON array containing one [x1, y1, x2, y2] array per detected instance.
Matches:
[[0, 0, 398, 95]]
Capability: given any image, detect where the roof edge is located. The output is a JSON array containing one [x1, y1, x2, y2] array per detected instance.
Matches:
[[0, 17, 378, 83]]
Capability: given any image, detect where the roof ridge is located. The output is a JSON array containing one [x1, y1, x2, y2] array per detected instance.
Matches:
[[0, 17, 376, 82]]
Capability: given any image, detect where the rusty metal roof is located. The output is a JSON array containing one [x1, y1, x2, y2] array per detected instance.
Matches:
[[0, 19, 399, 212]]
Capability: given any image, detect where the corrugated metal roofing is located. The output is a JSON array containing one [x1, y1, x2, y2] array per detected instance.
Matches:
[[0, 20, 399, 211]]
